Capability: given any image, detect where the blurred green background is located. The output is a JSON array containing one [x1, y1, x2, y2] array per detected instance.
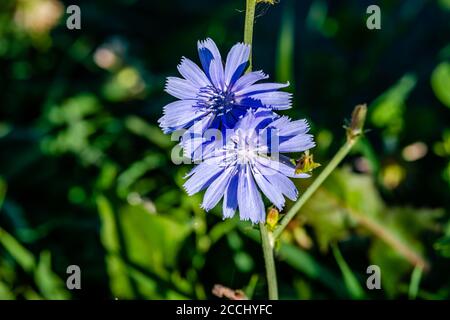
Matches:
[[0, 0, 449, 300]]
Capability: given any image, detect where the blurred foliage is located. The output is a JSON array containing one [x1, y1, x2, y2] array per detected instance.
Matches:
[[0, 0, 449, 300]]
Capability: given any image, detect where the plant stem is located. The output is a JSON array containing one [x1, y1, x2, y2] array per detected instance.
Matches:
[[274, 104, 367, 239], [244, 0, 257, 71], [273, 139, 356, 239], [243, 0, 279, 300], [259, 222, 278, 299]]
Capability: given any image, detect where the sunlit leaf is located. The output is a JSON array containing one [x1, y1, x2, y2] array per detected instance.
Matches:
[[431, 62, 450, 108], [125, 116, 172, 148], [116, 154, 165, 198], [97, 195, 134, 298], [0, 227, 35, 273], [119, 203, 192, 271], [34, 251, 70, 300], [370, 74, 417, 136]]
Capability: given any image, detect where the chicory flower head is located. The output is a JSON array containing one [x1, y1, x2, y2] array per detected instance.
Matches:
[[183, 109, 315, 224], [158, 38, 292, 136]]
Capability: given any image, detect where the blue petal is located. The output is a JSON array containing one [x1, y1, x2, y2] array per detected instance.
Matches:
[[262, 116, 315, 153], [252, 166, 285, 210], [270, 117, 310, 136], [278, 133, 315, 153], [184, 161, 224, 195], [231, 70, 268, 92], [181, 113, 216, 159], [237, 165, 265, 223], [237, 91, 292, 110], [208, 60, 225, 91], [201, 167, 236, 211], [224, 43, 250, 88], [235, 82, 290, 96], [178, 57, 210, 87], [198, 38, 221, 75], [165, 77, 198, 99], [223, 173, 239, 219], [254, 160, 299, 201], [158, 100, 204, 133], [255, 156, 308, 179], [197, 38, 224, 90]]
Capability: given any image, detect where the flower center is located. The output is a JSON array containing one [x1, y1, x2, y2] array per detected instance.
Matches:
[[197, 86, 235, 115], [236, 145, 256, 164], [223, 133, 258, 165]]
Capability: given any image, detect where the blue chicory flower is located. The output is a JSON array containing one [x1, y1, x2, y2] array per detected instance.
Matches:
[[183, 108, 315, 224], [158, 38, 292, 140]]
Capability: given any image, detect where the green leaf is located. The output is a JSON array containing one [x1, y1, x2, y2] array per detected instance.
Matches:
[[34, 251, 70, 300], [240, 226, 347, 297], [116, 154, 165, 198], [119, 203, 192, 271], [0, 281, 14, 300], [97, 195, 134, 299], [331, 244, 365, 299], [125, 116, 172, 148], [243, 274, 259, 299], [126, 265, 190, 299], [0, 227, 35, 273], [299, 168, 441, 297], [96, 162, 118, 190], [300, 168, 384, 251], [47, 93, 100, 125], [369, 240, 410, 297], [370, 73, 417, 136], [278, 242, 348, 297], [435, 221, 450, 257], [208, 219, 238, 245], [431, 62, 450, 108], [408, 266, 423, 300], [116, 203, 193, 298]]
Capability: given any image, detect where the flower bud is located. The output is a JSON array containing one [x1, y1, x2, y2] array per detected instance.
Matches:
[[347, 104, 367, 141], [266, 207, 279, 231]]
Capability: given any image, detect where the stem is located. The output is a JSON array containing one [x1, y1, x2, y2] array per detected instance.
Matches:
[[243, 0, 279, 299], [244, 0, 257, 71], [274, 139, 356, 239], [259, 222, 278, 299]]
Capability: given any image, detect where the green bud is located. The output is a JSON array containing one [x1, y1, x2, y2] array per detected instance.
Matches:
[[346, 104, 367, 141], [266, 207, 279, 231]]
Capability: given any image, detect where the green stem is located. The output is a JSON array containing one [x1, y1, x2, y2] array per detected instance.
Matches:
[[273, 139, 356, 239], [244, 0, 257, 71], [243, 0, 278, 300], [259, 222, 278, 299]]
